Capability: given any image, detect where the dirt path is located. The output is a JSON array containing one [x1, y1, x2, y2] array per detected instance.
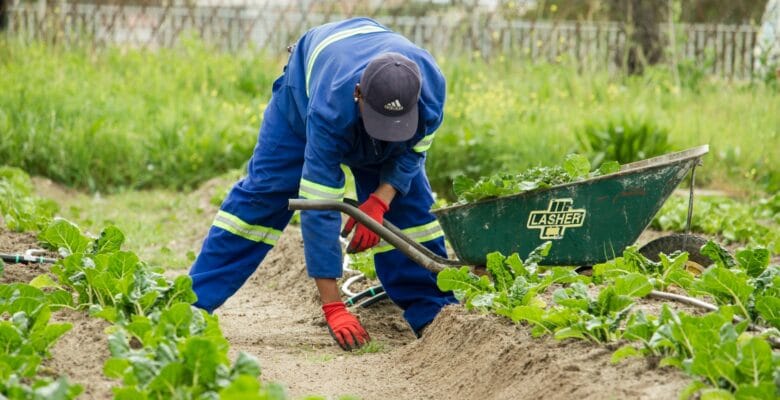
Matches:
[[215, 227, 694, 400]]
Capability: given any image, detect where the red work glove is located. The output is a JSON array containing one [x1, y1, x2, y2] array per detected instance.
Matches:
[[340, 194, 389, 253], [322, 301, 370, 351]]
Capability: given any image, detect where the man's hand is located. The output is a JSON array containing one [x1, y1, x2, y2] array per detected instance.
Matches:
[[340, 194, 389, 253], [322, 301, 370, 351]]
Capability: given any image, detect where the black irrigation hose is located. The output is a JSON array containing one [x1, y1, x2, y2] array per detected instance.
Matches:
[[358, 292, 389, 308], [0, 253, 58, 265], [345, 284, 385, 307]]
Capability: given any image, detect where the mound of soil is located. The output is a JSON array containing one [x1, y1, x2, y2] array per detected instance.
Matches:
[[400, 307, 689, 400]]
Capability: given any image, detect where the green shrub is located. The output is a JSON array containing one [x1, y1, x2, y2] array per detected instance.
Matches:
[[575, 115, 672, 166]]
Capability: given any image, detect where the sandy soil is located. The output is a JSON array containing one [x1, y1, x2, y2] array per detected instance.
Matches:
[[214, 227, 694, 400]]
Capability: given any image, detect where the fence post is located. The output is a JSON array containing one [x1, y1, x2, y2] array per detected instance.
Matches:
[[0, 0, 8, 31]]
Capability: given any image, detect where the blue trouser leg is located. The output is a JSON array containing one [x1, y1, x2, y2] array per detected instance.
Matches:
[[351, 167, 458, 334], [190, 95, 305, 312]]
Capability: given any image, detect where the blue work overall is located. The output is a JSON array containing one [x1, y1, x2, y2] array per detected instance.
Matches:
[[189, 18, 457, 333]]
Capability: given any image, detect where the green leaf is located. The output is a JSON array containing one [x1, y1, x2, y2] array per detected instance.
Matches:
[[754, 296, 780, 329], [598, 160, 621, 175], [563, 154, 591, 178], [680, 381, 708, 400], [219, 375, 264, 400], [734, 248, 770, 278], [524, 241, 552, 266], [452, 175, 476, 198], [181, 337, 225, 386], [470, 292, 497, 308], [231, 352, 261, 378], [694, 266, 752, 315], [504, 254, 528, 279], [104, 357, 131, 379], [736, 338, 772, 384], [613, 273, 653, 298], [39, 219, 91, 256], [31, 322, 72, 353], [32, 377, 83, 400], [46, 290, 73, 308], [437, 267, 493, 302], [89, 305, 119, 323], [126, 315, 153, 343], [147, 362, 186, 394], [595, 286, 633, 315], [701, 240, 736, 269], [0, 324, 24, 353], [700, 388, 736, 400], [554, 326, 587, 341], [611, 344, 641, 364], [94, 225, 125, 254], [510, 305, 545, 325], [592, 257, 637, 283], [113, 386, 147, 400], [107, 330, 130, 357], [159, 302, 195, 338], [29, 274, 62, 290], [734, 383, 777, 400], [486, 252, 512, 292], [552, 284, 590, 311]]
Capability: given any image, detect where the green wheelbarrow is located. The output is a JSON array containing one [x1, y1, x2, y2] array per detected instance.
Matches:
[[288, 145, 711, 274]]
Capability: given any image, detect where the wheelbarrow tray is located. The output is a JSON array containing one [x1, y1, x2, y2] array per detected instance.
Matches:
[[432, 145, 709, 266]]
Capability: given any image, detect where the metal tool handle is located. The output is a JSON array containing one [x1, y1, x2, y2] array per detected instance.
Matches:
[[289, 199, 470, 273], [340, 199, 463, 267]]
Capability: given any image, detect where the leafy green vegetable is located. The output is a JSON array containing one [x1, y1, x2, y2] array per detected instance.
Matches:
[[349, 250, 377, 280], [592, 246, 694, 291], [40, 223, 197, 321], [0, 167, 59, 233], [39, 219, 91, 257], [653, 195, 780, 253], [0, 282, 82, 399], [32, 217, 282, 398], [439, 243, 586, 318], [451, 154, 620, 203], [440, 242, 780, 399], [563, 154, 591, 178]]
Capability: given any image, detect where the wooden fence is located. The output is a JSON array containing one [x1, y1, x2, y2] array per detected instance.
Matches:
[[5, 2, 761, 79]]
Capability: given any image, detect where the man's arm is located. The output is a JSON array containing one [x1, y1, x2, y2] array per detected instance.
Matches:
[[373, 182, 397, 205]]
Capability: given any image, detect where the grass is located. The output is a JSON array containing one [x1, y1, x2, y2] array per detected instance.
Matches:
[[350, 340, 386, 355], [0, 38, 276, 192], [429, 58, 780, 198], [37, 177, 233, 269], [2, 39, 778, 200]]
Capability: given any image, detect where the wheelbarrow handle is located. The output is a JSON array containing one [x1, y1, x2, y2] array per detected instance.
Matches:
[[340, 198, 464, 267], [288, 199, 468, 274]]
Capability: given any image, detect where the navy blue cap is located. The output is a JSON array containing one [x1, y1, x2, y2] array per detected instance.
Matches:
[[359, 52, 421, 142]]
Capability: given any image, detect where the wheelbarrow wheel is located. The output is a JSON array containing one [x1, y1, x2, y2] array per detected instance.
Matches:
[[638, 233, 712, 275]]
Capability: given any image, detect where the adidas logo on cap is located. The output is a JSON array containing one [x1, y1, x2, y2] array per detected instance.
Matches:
[[384, 99, 404, 111]]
